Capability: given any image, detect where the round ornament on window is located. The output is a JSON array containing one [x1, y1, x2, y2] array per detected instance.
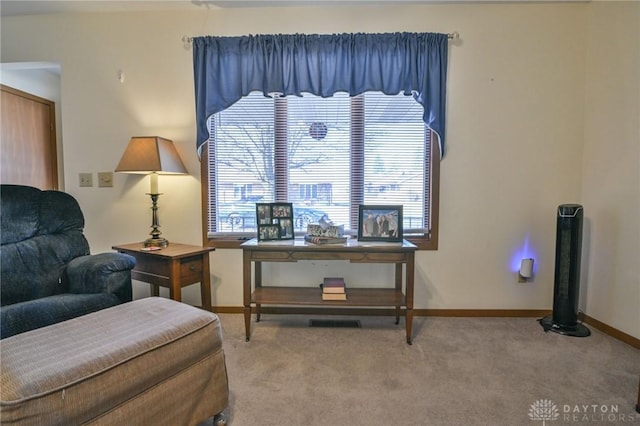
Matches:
[[308, 122, 328, 140]]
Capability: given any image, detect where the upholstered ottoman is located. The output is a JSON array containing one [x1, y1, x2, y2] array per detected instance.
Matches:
[[0, 297, 228, 425]]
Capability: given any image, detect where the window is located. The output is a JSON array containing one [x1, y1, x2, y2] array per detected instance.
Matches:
[[203, 91, 439, 249]]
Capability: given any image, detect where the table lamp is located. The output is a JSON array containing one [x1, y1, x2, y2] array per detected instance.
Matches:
[[115, 136, 187, 248]]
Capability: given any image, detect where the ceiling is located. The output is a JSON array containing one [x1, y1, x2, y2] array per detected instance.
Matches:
[[0, 1, 196, 17], [0, 0, 589, 17]]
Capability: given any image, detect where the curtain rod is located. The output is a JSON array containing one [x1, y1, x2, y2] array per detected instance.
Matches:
[[182, 32, 460, 45]]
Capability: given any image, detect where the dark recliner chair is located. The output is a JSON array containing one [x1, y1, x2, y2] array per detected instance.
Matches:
[[0, 184, 136, 339]]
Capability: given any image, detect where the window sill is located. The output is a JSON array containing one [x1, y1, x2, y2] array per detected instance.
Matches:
[[206, 235, 437, 250], [405, 235, 438, 250]]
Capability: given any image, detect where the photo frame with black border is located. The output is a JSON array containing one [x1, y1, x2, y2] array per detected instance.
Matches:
[[357, 204, 403, 242], [256, 202, 294, 241]]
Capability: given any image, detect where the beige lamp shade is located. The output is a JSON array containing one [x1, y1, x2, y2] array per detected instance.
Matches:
[[114, 136, 187, 247], [115, 136, 187, 175]]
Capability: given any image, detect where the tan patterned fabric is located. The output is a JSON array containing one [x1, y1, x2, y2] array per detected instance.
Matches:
[[0, 297, 229, 425]]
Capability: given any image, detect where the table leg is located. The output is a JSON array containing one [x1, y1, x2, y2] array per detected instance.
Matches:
[[395, 263, 402, 325], [243, 249, 252, 341], [255, 262, 262, 322], [169, 259, 182, 302], [200, 253, 213, 311], [150, 284, 160, 297], [406, 308, 414, 345], [405, 253, 415, 345], [636, 375, 640, 413], [244, 307, 252, 342]]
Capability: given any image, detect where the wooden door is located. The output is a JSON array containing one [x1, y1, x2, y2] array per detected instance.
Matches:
[[1, 84, 58, 189]]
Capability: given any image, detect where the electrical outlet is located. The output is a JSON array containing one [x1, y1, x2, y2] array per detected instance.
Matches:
[[98, 172, 113, 187], [79, 173, 93, 187]]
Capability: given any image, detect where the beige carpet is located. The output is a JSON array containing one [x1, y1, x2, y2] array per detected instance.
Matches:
[[210, 314, 639, 426]]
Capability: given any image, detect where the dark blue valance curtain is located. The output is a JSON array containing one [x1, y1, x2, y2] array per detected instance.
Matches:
[[193, 32, 449, 156]]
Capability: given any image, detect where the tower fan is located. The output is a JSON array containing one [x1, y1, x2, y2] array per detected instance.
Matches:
[[539, 204, 590, 337]]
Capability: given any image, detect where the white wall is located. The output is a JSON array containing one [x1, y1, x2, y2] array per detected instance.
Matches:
[[582, 2, 640, 339], [2, 2, 636, 338]]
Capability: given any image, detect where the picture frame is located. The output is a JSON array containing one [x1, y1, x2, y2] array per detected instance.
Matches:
[[256, 202, 294, 241], [357, 205, 403, 242]]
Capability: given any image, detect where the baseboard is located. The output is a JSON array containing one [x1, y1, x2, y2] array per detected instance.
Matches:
[[211, 306, 551, 317], [582, 314, 640, 349], [210, 306, 639, 349], [414, 309, 551, 318], [211, 306, 245, 314]]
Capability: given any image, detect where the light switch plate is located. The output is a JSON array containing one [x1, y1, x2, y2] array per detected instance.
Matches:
[[98, 172, 113, 187], [79, 172, 93, 187]]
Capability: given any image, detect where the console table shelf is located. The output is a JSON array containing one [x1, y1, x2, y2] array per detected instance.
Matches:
[[252, 287, 406, 306], [241, 238, 416, 344]]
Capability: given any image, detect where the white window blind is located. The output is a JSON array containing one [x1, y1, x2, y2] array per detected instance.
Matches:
[[207, 91, 431, 237]]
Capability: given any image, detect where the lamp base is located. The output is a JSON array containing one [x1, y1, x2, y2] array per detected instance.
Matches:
[[144, 237, 169, 248], [144, 193, 168, 248]]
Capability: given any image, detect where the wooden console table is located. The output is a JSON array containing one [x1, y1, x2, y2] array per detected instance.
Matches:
[[241, 238, 417, 344]]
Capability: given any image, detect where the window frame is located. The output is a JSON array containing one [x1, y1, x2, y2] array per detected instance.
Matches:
[[200, 95, 440, 251]]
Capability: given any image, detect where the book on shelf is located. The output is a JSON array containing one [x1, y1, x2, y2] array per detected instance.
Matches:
[[322, 277, 346, 294], [322, 292, 347, 301], [303, 234, 348, 245]]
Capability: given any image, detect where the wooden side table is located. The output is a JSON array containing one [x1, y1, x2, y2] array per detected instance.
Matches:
[[112, 243, 215, 311]]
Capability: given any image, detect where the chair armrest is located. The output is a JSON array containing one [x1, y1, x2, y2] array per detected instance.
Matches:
[[65, 253, 136, 302]]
